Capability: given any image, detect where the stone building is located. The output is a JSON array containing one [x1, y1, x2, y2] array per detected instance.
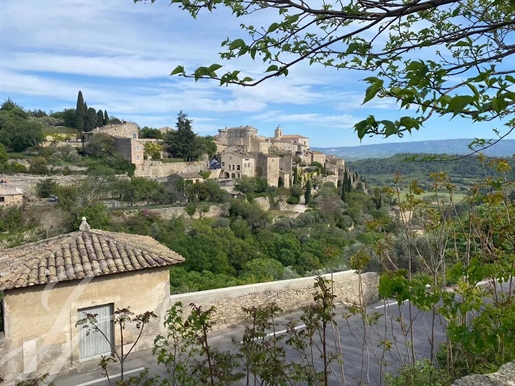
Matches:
[[256, 153, 281, 187], [113, 137, 145, 165], [221, 149, 256, 179], [0, 187, 23, 207], [217, 126, 269, 154], [0, 220, 184, 383], [271, 126, 309, 156], [309, 151, 327, 165]]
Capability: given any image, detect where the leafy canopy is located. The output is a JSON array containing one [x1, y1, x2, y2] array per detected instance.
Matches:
[[136, 0, 515, 144]]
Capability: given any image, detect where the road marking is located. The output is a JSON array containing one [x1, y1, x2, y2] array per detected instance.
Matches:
[[75, 367, 145, 386], [375, 302, 397, 309], [266, 324, 306, 337], [240, 324, 306, 344], [374, 300, 410, 309]]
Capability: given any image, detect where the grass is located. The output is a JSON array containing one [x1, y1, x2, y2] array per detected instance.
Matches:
[[397, 190, 468, 203], [7, 152, 37, 160]]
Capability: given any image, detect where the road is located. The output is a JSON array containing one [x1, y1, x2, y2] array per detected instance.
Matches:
[[52, 298, 447, 386]]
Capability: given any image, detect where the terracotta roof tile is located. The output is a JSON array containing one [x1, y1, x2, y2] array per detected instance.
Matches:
[[0, 229, 184, 290]]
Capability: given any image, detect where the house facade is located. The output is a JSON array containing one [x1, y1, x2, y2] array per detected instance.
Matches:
[[0, 220, 184, 383], [221, 149, 256, 179], [0, 188, 23, 207]]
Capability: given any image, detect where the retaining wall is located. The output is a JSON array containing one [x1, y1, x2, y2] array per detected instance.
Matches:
[[169, 270, 378, 329]]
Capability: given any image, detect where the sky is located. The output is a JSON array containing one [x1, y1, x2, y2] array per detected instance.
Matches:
[[0, 0, 510, 148]]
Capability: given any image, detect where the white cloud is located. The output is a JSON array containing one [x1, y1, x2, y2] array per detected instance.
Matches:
[[251, 111, 360, 129]]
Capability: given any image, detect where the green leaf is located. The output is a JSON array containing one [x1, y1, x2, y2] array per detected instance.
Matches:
[[266, 65, 279, 72], [208, 64, 223, 72], [170, 65, 185, 76], [448, 95, 473, 116], [229, 39, 245, 50], [381, 120, 398, 137], [363, 82, 383, 104], [267, 22, 279, 33]]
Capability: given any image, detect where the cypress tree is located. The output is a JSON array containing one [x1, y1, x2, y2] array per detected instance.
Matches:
[[104, 110, 110, 125], [304, 180, 312, 205], [96, 109, 104, 127], [85, 107, 97, 132], [75, 91, 85, 131]]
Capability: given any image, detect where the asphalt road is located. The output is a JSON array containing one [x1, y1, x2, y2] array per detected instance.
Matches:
[[52, 298, 447, 386]]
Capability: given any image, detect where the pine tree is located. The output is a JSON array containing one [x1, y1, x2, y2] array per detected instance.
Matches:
[[96, 110, 104, 127], [75, 91, 85, 131], [85, 107, 98, 132], [104, 110, 110, 125]]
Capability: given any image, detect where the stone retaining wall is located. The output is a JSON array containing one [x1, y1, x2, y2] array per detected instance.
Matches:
[[134, 160, 207, 178], [170, 270, 378, 329]]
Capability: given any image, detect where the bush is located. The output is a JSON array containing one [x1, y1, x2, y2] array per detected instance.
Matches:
[[287, 196, 300, 204], [36, 179, 58, 198]]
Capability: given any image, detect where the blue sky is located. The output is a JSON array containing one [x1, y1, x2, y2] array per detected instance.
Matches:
[[0, 0, 509, 147]]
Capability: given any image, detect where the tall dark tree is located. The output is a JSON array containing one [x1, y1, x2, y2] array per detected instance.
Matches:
[[96, 109, 104, 127], [75, 91, 85, 132], [165, 111, 198, 161], [104, 110, 110, 125], [304, 180, 312, 205], [85, 107, 98, 132]]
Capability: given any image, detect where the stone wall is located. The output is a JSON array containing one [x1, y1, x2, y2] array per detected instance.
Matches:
[[170, 270, 378, 329], [452, 361, 515, 385], [134, 160, 208, 178], [121, 203, 230, 220]]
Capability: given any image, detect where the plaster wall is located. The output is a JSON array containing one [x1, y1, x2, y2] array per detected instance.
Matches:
[[1, 268, 170, 382]]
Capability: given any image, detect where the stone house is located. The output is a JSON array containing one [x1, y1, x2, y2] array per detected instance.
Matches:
[[168, 172, 205, 185], [0, 219, 184, 383], [256, 153, 281, 187], [309, 151, 327, 165], [221, 149, 256, 179], [217, 126, 270, 154], [0, 188, 23, 207], [271, 126, 309, 156], [113, 137, 145, 165]]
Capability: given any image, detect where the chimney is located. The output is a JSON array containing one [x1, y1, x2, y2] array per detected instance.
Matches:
[[79, 217, 91, 232]]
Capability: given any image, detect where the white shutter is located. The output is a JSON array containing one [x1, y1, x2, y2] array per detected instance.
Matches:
[[78, 304, 114, 360]]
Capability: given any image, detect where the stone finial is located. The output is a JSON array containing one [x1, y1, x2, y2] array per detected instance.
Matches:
[[79, 217, 91, 232]]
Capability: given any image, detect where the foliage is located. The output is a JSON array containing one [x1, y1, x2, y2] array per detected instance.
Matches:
[[28, 157, 49, 175], [139, 126, 163, 139], [75, 91, 85, 132], [36, 179, 58, 198], [165, 111, 199, 161], [0, 101, 44, 152], [385, 360, 450, 386], [84, 133, 116, 158], [76, 307, 157, 385], [0, 206, 22, 233], [144, 142, 163, 160]]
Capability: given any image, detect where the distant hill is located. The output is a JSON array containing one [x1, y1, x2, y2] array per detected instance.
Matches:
[[313, 139, 515, 160]]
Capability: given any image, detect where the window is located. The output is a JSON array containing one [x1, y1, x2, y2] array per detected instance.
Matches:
[[136, 145, 140, 151], [0, 197, 4, 202], [136, 155, 140, 160], [133, 134, 137, 139], [222, 162, 225, 167], [237, 165, 240, 171]]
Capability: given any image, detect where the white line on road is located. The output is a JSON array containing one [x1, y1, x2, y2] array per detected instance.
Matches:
[[374, 300, 410, 309], [240, 324, 306, 344], [375, 302, 397, 309], [75, 367, 145, 386], [266, 324, 306, 337]]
